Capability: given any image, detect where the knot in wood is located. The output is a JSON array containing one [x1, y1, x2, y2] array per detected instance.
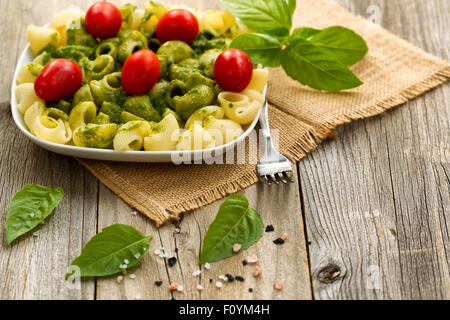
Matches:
[[317, 264, 342, 284]]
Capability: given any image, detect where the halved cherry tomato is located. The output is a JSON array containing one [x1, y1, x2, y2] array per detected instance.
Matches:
[[155, 9, 199, 45], [34, 59, 83, 101], [121, 50, 161, 95], [85, 2, 122, 39], [214, 49, 253, 92]]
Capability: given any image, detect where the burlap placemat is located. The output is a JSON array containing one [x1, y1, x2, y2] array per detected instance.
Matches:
[[78, 0, 450, 226]]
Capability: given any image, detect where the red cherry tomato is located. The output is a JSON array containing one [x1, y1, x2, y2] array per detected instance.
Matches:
[[155, 9, 199, 45], [121, 50, 161, 95], [214, 49, 253, 92], [85, 2, 122, 39], [34, 59, 83, 101]]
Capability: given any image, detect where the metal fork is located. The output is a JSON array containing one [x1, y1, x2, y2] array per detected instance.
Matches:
[[257, 100, 294, 184]]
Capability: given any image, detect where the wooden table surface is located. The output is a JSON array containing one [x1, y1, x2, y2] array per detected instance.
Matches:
[[0, 0, 448, 300]]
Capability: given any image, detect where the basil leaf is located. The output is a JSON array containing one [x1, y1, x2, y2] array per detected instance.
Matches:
[[6, 184, 64, 244], [199, 194, 264, 265], [310, 26, 368, 65], [67, 224, 152, 278], [292, 27, 321, 40], [286, 0, 297, 16], [281, 38, 363, 91], [231, 33, 282, 67], [221, 0, 292, 34]]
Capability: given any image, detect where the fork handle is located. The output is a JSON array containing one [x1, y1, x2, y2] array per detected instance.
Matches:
[[259, 100, 275, 149]]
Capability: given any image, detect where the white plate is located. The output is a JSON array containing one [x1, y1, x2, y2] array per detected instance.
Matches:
[[11, 44, 264, 163]]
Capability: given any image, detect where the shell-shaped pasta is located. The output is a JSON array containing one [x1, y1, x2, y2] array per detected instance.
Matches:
[[247, 69, 269, 93], [17, 63, 43, 84], [69, 102, 97, 131], [185, 106, 225, 130], [24, 101, 46, 134], [218, 90, 264, 125], [113, 121, 152, 152], [144, 114, 180, 151], [204, 117, 244, 147], [27, 25, 60, 55], [199, 49, 222, 78], [73, 123, 118, 149], [176, 124, 216, 151], [203, 10, 226, 34], [33, 116, 72, 145], [50, 8, 85, 45], [16, 83, 45, 114]]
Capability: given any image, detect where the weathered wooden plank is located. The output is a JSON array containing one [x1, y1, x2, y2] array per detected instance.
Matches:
[[0, 0, 97, 300], [96, 166, 312, 300], [301, 0, 450, 300]]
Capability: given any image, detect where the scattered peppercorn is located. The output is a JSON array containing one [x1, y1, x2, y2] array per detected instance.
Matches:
[[249, 288, 253, 293], [155, 281, 163, 287], [242, 260, 248, 266], [175, 248, 179, 253], [209, 279, 213, 283], [168, 257, 177, 267], [266, 225, 275, 232], [273, 238, 285, 245], [225, 274, 235, 282], [235, 276, 245, 282]]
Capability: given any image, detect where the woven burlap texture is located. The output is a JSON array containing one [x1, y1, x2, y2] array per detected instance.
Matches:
[[78, 0, 450, 226]]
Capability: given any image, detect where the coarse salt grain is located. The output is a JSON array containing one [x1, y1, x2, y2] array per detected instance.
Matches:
[[177, 285, 184, 292], [193, 270, 201, 277], [29, 213, 35, 218], [175, 228, 181, 234], [197, 285, 204, 291], [247, 255, 258, 264], [135, 253, 141, 259], [274, 280, 283, 290], [116, 276, 124, 284], [253, 266, 262, 278], [132, 211, 138, 216], [154, 249, 161, 255], [124, 259, 129, 264], [135, 294, 141, 300], [204, 263, 211, 270], [233, 243, 242, 252], [218, 275, 226, 280], [119, 264, 128, 269], [216, 281, 223, 288], [129, 274, 136, 280]]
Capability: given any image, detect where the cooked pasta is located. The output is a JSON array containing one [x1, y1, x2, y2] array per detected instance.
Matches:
[[247, 69, 269, 93], [185, 106, 225, 129], [113, 121, 152, 152], [176, 123, 216, 151], [33, 115, 72, 145], [17, 63, 43, 84], [218, 89, 264, 125], [27, 26, 60, 55], [69, 101, 97, 131], [144, 114, 180, 151], [204, 117, 244, 147], [24, 101, 46, 134], [73, 123, 118, 148], [50, 8, 85, 45], [16, 83, 45, 114]]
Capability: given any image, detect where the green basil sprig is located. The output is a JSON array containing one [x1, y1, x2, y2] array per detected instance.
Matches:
[[199, 194, 264, 265], [66, 224, 152, 278], [6, 184, 64, 244], [224, 0, 368, 91]]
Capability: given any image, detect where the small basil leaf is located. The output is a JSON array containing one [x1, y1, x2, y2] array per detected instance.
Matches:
[[286, 0, 297, 16], [6, 184, 64, 244], [281, 38, 363, 91], [231, 33, 282, 67], [67, 224, 152, 278], [291, 27, 321, 40], [199, 194, 264, 265], [310, 26, 368, 65], [221, 0, 292, 34]]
